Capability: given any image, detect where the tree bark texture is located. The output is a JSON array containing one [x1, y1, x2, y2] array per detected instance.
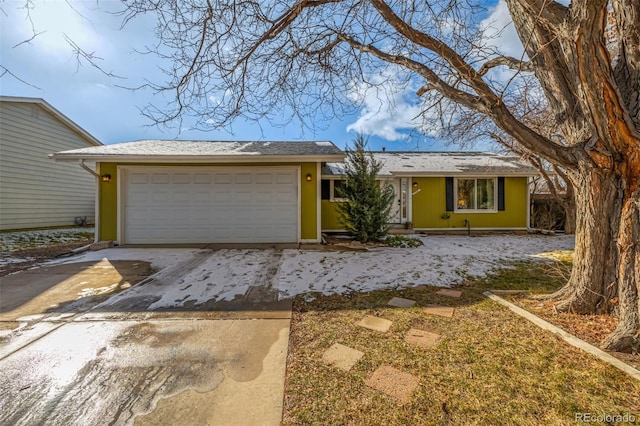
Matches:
[[506, 0, 640, 351]]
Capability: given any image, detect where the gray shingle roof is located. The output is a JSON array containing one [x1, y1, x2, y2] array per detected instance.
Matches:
[[322, 152, 537, 176], [52, 139, 344, 161]]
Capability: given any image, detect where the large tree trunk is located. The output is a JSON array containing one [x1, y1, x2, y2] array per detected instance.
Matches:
[[562, 199, 576, 234], [562, 179, 576, 235], [547, 159, 640, 353]]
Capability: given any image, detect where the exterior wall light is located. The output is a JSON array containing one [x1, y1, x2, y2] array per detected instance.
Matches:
[[101, 174, 112, 183], [306, 173, 312, 182], [413, 181, 418, 189]]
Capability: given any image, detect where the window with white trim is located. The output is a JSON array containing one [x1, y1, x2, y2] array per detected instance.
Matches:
[[455, 178, 496, 211], [321, 179, 347, 202]]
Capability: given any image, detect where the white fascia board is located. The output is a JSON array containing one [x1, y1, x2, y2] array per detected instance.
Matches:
[[390, 171, 538, 177], [51, 154, 346, 163]]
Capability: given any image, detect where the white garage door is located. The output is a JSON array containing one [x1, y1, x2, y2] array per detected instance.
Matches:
[[121, 167, 299, 244]]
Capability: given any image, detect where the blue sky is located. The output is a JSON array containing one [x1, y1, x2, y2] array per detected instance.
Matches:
[[0, 1, 520, 151]]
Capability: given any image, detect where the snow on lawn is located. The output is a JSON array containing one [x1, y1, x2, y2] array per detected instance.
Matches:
[[0, 227, 94, 252], [276, 234, 575, 298], [36, 234, 575, 310]]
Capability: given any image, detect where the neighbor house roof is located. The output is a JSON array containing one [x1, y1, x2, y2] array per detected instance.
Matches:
[[0, 96, 102, 146], [322, 151, 537, 177], [51, 139, 345, 162]]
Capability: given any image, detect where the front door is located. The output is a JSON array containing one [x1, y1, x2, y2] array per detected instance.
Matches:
[[391, 178, 409, 224]]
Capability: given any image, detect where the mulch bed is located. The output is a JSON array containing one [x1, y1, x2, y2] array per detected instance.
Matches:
[[511, 295, 640, 371], [0, 240, 92, 277]]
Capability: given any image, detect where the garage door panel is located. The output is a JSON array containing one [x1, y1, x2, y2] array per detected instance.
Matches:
[[123, 167, 299, 244], [151, 173, 170, 184], [255, 173, 273, 184], [194, 173, 212, 184], [235, 173, 252, 184], [172, 173, 191, 184]]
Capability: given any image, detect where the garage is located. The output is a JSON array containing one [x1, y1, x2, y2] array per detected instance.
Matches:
[[52, 140, 345, 244], [121, 166, 299, 244]]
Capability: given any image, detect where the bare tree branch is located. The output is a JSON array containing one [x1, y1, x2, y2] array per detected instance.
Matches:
[[478, 55, 536, 76], [0, 64, 41, 89], [63, 35, 125, 79]]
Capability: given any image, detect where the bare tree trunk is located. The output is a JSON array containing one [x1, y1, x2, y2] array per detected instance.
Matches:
[[603, 185, 640, 352], [547, 160, 640, 352], [562, 187, 576, 235]]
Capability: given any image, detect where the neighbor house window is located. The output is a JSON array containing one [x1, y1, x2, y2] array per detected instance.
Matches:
[[456, 178, 496, 211]]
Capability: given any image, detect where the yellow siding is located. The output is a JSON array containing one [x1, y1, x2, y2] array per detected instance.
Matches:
[[98, 162, 319, 242], [412, 177, 528, 229], [321, 177, 529, 231], [321, 200, 343, 230], [98, 163, 118, 241]]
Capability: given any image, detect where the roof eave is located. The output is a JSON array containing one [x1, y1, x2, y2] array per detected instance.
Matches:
[[389, 171, 538, 177], [51, 153, 346, 163], [322, 171, 538, 177]]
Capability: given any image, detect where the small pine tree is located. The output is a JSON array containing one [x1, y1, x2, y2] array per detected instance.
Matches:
[[336, 135, 395, 243]]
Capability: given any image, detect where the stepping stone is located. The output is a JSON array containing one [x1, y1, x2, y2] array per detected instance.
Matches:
[[490, 289, 529, 295], [322, 343, 364, 371], [435, 289, 463, 298], [366, 365, 419, 404], [422, 305, 455, 318], [404, 328, 441, 349], [387, 297, 416, 308], [358, 315, 392, 332]]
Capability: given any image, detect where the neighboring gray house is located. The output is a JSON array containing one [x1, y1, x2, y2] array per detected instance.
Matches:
[[0, 96, 101, 231]]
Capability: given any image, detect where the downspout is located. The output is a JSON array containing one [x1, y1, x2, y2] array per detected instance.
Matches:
[[78, 159, 100, 243], [79, 159, 99, 178]]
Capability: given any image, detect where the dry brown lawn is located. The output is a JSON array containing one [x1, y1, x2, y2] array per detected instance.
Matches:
[[283, 261, 640, 425]]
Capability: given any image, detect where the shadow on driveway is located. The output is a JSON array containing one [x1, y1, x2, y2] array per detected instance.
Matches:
[[0, 250, 292, 426]]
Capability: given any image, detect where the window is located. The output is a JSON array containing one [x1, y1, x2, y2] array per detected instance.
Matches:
[[333, 180, 345, 199], [456, 178, 496, 211], [321, 179, 347, 201]]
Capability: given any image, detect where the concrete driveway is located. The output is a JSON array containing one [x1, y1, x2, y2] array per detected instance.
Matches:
[[0, 248, 291, 426]]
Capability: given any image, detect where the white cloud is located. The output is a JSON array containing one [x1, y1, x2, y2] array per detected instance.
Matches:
[[3, 2, 106, 60], [345, 68, 427, 141], [479, 0, 524, 58]]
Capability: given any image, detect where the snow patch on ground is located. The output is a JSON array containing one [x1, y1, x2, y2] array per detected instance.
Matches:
[[0, 227, 94, 252], [39, 234, 575, 310], [146, 249, 275, 309], [276, 234, 576, 298], [0, 257, 35, 268]]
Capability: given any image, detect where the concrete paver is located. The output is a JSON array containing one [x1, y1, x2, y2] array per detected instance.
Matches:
[[423, 305, 455, 318], [404, 328, 441, 349], [357, 315, 392, 332], [322, 343, 364, 371], [387, 297, 416, 308], [435, 289, 463, 298], [366, 365, 419, 404]]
